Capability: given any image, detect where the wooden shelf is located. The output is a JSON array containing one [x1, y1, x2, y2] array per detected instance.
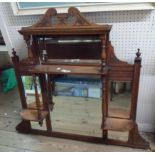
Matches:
[[20, 109, 48, 122], [19, 64, 107, 75], [103, 117, 134, 131]]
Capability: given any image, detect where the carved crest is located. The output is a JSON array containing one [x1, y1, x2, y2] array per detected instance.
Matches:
[[32, 7, 92, 27], [33, 8, 57, 27]]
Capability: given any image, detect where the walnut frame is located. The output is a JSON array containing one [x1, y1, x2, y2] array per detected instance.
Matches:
[[12, 7, 149, 149]]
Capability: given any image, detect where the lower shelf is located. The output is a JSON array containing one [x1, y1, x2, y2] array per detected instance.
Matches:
[[103, 117, 134, 131], [20, 109, 48, 122]]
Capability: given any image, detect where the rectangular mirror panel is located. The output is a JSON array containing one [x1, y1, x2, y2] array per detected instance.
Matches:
[[108, 81, 131, 119], [51, 75, 102, 137]]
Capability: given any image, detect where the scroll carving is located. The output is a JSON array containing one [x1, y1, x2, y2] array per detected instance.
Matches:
[[33, 8, 57, 27], [68, 7, 91, 26], [107, 41, 128, 65], [31, 7, 91, 27]]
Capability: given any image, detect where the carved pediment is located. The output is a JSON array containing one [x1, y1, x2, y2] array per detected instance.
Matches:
[[32, 7, 92, 27]]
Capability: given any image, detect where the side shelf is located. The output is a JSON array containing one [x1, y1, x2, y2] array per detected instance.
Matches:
[[20, 109, 48, 122], [103, 117, 134, 131]]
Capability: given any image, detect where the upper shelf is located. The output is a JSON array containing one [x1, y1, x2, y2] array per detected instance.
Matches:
[[19, 64, 107, 75]]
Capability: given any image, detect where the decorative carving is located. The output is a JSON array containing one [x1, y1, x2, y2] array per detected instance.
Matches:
[[100, 36, 106, 72], [68, 7, 91, 26], [107, 41, 128, 65], [100, 36, 106, 60], [12, 48, 19, 63], [33, 8, 57, 27], [31, 7, 91, 27], [57, 14, 68, 25], [130, 124, 150, 149]]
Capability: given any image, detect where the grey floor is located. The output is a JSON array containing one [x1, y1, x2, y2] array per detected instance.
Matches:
[[0, 87, 154, 152]]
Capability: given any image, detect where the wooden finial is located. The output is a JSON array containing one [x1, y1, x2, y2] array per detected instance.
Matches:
[[135, 48, 141, 62], [12, 48, 16, 57], [136, 48, 141, 57], [12, 48, 19, 63]]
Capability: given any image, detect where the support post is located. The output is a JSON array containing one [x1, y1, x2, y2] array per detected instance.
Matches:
[[128, 49, 149, 149], [11, 48, 31, 132]]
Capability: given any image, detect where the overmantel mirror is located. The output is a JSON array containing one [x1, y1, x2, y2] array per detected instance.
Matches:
[[11, 7, 149, 149]]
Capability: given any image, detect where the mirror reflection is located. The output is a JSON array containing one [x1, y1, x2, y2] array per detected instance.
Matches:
[[51, 75, 102, 137], [108, 81, 131, 119], [22, 75, 47, 131], [23, 75, 103, 137]]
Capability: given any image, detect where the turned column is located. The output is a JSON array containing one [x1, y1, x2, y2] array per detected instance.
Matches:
[[130, 49, 142, 120], [100, 34, 109, 140], [24, 35, 37, 64]]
